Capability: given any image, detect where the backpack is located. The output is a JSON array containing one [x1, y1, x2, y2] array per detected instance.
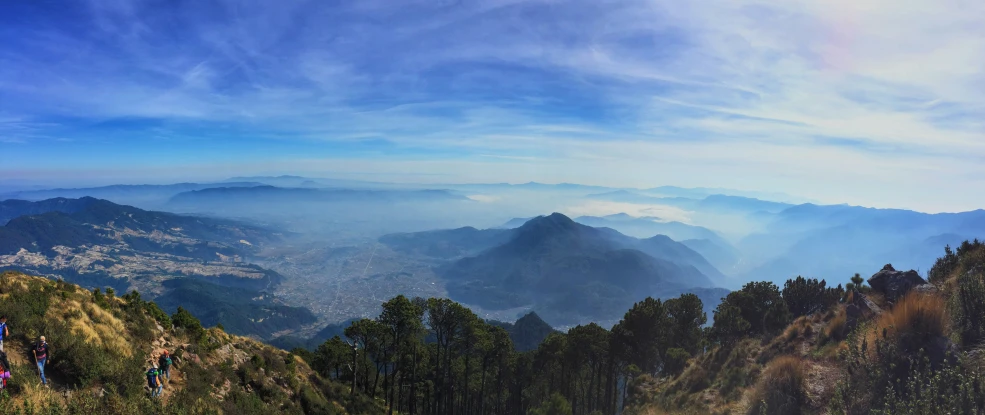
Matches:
[[146, 368, 159, 386], [165, 356, 172, 366]]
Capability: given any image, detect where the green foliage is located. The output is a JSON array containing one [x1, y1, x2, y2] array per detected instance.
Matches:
[[154, 278, 316, 339], [711, 281, 789, 346], [172, 306, 207, 346], [952, 268, 985, 346], [612, 297, 670, 374], [663, 348, 690, 376], [711, 303, 751, 347], [665, 293, 706, 355], [528, 392, 573, 415], [928, 240, 984, 284], [783, 276, 840, 317], [728, 281, 790, 335]]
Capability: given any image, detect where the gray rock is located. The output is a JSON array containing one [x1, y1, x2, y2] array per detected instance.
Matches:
[[867, 264, 928, 302]]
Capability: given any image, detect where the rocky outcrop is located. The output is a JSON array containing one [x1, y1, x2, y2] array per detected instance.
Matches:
[[867, 264, 930, 302], [845, 290, 882, 334]]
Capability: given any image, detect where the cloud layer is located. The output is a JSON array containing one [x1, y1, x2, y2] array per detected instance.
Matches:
[[1, 0, 983, 211]]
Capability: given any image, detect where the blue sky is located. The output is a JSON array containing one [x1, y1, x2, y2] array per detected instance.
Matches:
[[1, 0, 984, 211]]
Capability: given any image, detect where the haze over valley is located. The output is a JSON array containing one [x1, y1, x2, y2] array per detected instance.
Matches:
[[2, 0, 984, 412], [3, 175, 981, 345]]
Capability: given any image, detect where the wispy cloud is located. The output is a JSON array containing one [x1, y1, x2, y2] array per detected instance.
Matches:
[[0, 0, 983, 211]]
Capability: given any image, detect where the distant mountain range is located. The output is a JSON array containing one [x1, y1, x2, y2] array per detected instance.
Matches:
[[382, 213, 721, 325], [586, 191, 793, 214], [0, 182, 264, 208], [737, 204, 985, 285], [0, 197, 312, 339], [167, 185, 467, 207]]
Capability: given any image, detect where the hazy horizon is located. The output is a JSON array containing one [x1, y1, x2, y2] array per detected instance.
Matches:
[[3, 0, 984, 213]]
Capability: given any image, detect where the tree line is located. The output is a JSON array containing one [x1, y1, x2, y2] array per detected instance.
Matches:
[[301, 276, 843, 415]]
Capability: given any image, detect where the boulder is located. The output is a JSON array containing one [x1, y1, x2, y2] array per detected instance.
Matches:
[[867, 264, 928, 302], [845, 290, 882, 334]]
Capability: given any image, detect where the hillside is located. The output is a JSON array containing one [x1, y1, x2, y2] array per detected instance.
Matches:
[[0, 271, 384, 415], [0, 197, 312, 340], [623, 239, 985, 415], [439, 213, 716, 325]]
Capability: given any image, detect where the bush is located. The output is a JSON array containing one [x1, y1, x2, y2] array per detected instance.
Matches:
[[663, 348, 690, 376], [870, 292, 948, 355], [952, 268, 985, 346], [747, 356, 806, 415], [528, 392, 573, 415], [172, 306, 207, 346], [783, 276, 829, 317], [832, 293, 956, 414]]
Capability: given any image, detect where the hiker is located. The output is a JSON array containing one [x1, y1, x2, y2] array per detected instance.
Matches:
[[157, 350, 173, 383], [0, 349, 10, 390], [33, 335, 49, 387], [146, 364, 163, 397], [0, 315, 8, 352]]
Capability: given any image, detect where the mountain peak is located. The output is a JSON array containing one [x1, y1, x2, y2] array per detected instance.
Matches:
[[518, 212, 578, 232]]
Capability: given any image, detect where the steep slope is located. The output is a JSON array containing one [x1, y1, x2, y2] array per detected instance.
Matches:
[[0, 197, 313, 340], [440, 213, 715, 325], [0, 271, 383, 415], [681, 238, 741, 274]]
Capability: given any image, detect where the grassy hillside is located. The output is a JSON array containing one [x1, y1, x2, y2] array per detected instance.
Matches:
[[624, 240, 985, 415], [0, 271, 383, 415]]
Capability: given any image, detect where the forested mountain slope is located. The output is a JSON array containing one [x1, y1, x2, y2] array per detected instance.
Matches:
[[439, 213, 716, 325]]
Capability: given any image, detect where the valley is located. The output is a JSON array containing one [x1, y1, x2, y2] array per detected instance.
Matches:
[[3, 178, 984, 347]]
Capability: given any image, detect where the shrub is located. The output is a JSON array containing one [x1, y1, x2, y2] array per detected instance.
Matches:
[[832, 293, 956, 414], [869, 292, 948, 355], [783, 276, 828, 317], [529, 392, 573, 415], [952, 268, 985, 346], [663, 348, 690, 376], [172, 306, 207, 345], [747, 356, 806, 415]]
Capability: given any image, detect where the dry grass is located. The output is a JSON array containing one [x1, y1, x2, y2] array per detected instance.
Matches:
[[783, 316, 813, 342], [58, 298, 132, 356], [746, 356, 806, 415], [823, 309, 848, 343], [867, 291, 948, 352]]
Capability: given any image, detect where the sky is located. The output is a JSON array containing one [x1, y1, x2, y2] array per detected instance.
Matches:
[[1, 0, 984, 212]]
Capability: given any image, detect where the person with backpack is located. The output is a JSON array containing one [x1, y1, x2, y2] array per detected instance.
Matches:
[[157, 350, 173, 383], [0, 349, 11, 391], [32, 336, 49, 387], [146, 364, 163, 397], [0, 315, 8, 352]]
